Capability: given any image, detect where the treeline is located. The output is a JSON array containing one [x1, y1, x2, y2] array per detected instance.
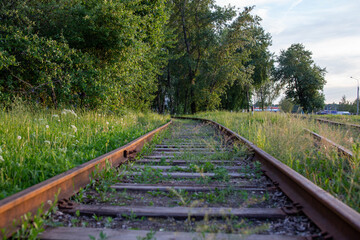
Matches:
[[1, 0, 169, 111], [0, 0, 326, 113]]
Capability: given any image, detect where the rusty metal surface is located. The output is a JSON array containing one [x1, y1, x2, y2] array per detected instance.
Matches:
[[0, 120, 171, 236], [297, 114, 360, 130], [304, 128, 353, 158], [314, 117, 360, 129], [174, 116, 360, 240]]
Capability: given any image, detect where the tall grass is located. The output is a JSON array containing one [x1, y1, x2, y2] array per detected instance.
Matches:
[[191, 111, 360, 212], [0, 105, 169, 200]]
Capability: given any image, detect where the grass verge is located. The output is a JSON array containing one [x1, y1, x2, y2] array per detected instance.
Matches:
[[189, 111, 360, 212], [0, 105, 169, 200]]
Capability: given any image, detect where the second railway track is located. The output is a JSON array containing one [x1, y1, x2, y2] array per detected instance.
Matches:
[[41, 119, 322, 239]]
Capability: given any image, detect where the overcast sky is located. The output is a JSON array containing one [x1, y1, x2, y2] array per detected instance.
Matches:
[[215, 0, 360, 104]]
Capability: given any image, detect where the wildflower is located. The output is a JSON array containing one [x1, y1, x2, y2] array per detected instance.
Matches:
[[44, 140, 51, 144], [106, 122, 109, 125], [59, 147, 67, 153], [0, 156, 4, 162], [17, 136, 22, 140], [0, 146, 2, 154], [52, 114, 59, 118], [71, 125, 77, 133], [61, 109, 78, 117], [46, 125, 49, 129]]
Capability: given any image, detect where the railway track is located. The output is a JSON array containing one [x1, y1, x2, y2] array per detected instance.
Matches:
[[1, 118, 360, 239], [41, 119, 319, 240]]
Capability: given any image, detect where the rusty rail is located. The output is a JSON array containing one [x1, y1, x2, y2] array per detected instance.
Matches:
[[314, 118, 360, 129], [297, 114, 360, 130], [174, 116, 360, 240], [304, 128, 354, 158], [0, 120, 172, 237]]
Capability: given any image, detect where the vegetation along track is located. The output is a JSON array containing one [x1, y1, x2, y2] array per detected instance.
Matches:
[[2, 118, 360, 239]]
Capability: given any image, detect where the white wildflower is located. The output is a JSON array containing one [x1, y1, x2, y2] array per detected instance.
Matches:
[[71, 125, 77, 132], [0, 146, 2, 154], [59, 147, 67, 153], [44, 140, 51, 144], [61, 109, 78, 117], [106, 122, 109, 125], [46, 125, 49, 129], [58, 120, 61, 122], [17, 136, 22, 140], [75, 140, 79, 143], [0, 155, 4, 162], [52, 114, 59, 118]]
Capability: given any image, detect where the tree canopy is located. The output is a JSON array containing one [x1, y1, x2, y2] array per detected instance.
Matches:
[[276, 43, 326, 113], [0, 1, 327, 113]]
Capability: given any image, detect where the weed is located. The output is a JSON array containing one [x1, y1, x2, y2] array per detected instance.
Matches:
[[136, 230, 156, 240], [133, 166, 164, 184], [89, 231, 108, 240], [11, 191, 59, 239], [92, 214, 103, 222], [122, 211, 138, 221], [0, 108, 169, 200], [104, 217, 113, 228], [213, 167, 230, 182], [191, 111, 360, 212]]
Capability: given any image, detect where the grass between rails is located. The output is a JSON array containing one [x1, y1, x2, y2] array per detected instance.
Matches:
[[0, 105, 170, 200], [189, 111, 360, 212]]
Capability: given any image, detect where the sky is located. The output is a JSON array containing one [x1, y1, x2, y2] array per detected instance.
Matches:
[[215, 0, 360, 104]]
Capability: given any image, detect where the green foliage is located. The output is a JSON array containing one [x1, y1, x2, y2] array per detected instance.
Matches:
[[133, 166, 164, 184], [11, 191, 59, 239], [213, 167, 230, 182], [279, 98, 294, 113], [0, 0, 170, 110], [0, 105, 169, 200], [276, 43, 326, 113], [155, 2, 267, 113], [89, 231, 108, 240], [192, 111, 360, 212]]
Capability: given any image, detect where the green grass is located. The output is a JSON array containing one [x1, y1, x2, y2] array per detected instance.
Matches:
[[189, 111, 360, 212], [0, 105, 169, 200]]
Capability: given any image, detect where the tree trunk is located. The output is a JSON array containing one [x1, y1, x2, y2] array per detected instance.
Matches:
[[181, 0, 196, 114]]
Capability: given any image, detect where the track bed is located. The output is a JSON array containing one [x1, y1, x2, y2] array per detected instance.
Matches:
[[42, 120, 322, 239]]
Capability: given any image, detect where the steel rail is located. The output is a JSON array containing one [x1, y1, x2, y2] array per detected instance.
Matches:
[[174, 116, 360, 240], [304, 128, 353, 158], [296, 114, 360, 130], [314, 117, 360, 129], [0, 120, 172, 237]]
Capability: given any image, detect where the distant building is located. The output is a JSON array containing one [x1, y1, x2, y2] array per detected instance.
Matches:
[[254, 106, 280, 112]]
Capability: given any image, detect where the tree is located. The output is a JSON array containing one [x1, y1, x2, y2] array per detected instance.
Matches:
[[0, 0, 170, 110], [338, 95, 357, 113], [156, 1, 257, 114], [276, 43, 326, 113], [279, 97, 294, 113], [221, 23, 275, 111]]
